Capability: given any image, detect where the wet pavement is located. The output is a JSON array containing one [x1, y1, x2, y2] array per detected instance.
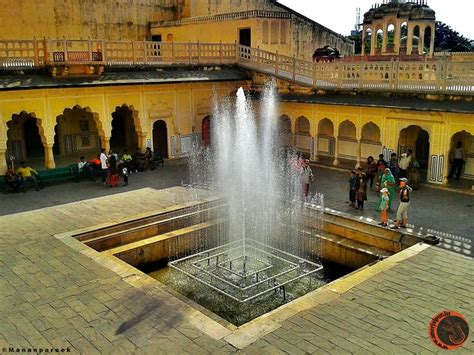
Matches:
[[1, 159, 472, 257]]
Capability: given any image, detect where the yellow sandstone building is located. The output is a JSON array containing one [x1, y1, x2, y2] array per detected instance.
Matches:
[[0, 0, 473, 185]]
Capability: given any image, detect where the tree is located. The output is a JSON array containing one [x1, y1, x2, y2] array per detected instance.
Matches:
[[434, 22, 473, 52], [348, 34, 362, 54]]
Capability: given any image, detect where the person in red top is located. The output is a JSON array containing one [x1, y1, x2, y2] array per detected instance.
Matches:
[[375, 153, 388, 191]]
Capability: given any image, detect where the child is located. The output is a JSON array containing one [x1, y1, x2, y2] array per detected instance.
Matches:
[[378, 188, 390, 227], [348, 170, 356, 207], [355, 169, 367, 210]]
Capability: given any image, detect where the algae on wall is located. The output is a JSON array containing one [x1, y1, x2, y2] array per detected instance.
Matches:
[[0, 0, 179, 40]]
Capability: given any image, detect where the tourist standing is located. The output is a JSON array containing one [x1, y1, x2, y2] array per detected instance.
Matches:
[[301, 159, 314, 202], [399, 149, 412, 179], [377, 168, 395, 210], [378, 188, 390, 227], [365, 156, 377, 190], [375, 154, 388, 191], [348, 170, 357, 207], [392, 178, 412, 229], [99, 148, 108, 184], [448, 141, 465, 180], [108, 154, 119, 187], [355, 169, 367, 210], [388, 152, 400, 182]]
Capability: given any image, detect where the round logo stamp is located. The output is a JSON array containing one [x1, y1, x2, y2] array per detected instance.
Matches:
[[429, 311, 469, 350]]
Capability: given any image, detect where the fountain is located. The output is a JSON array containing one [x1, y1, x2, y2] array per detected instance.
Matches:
[[70, 84, 435, 326], [169, 85, 324, 306]]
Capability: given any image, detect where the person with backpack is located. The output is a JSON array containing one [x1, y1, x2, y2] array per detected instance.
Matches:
[[392, 178, 413, 229]]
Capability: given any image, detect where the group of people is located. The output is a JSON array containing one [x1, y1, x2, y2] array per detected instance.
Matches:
[[349, 152, 414, 229], [76, 147, 159, 187], [5, 162, 42, 193]]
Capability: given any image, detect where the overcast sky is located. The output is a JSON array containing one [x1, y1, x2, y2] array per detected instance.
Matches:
[[278, 0, 474, 39]]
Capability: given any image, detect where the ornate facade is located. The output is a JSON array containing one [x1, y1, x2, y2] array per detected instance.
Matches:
[[0, 0, 473, 185]]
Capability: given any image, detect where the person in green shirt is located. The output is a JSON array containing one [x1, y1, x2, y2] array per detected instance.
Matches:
[[376, 168, 396, 211], [16, 162, 40, 191], [378, 188, 390, 227]]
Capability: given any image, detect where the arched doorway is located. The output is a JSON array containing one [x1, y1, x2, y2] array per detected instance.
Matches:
[[399, 125, 430, 179], [6, 112, 44, 167], [317, 118, 335, 164], [110, 106, 138, 153], [361, 122, 382, 161], [448, 130, 473, 180], [295, 116, 311, 158], [153, 120, 168, 158], [54, 106, 101, 160], [202, 116, 211, 147], [338, 120, 358, 165], [278, 115, 292, 147]]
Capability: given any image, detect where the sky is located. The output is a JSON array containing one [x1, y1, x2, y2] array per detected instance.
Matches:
[[278, 0, 474, 40]]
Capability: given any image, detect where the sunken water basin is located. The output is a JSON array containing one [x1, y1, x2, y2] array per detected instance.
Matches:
[[74, 192, 437, 326]]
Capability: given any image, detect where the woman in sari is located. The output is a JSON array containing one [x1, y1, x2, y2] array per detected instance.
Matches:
[[377, 168, 396, 210]]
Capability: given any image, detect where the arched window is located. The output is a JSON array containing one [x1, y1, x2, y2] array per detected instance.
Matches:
[[280, 21, 288, 44], [386, 24, 395, 52], [338, 120, 357, 140], [262, 21, 269, 44], [365, 28, 372, 54], [271, 21, 279, 44], [296, 116, 310, 136]]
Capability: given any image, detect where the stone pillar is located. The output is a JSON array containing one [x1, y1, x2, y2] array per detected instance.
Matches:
[[0, 148, 7, 175], [393, 25, 399, 54], [138, 133, 148, 151], [101, 137, 110, 152], [313, 136, 319, 162], [429, 26, 435, 57], [382, 22, 388, 54], [418, 25, 425, 55], [370, 31, 377, 56], [407, 25, 413, 55], [355, 140, 362, 169], [44, 144, 55, 169], [361, 28, 366, 55], [332, 137, 339, 166]]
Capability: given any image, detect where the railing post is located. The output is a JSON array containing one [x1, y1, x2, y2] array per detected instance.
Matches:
[[235, 40, 239, 63], [440, 59, 448, 93], [143, 39, 147, 64], [337, 64, 343, 89], [101, 39, 106, 62], [312, 61, 317, 87], [219, 40, 223, 65], [292, 55, 296, 81], [132, 41, 136, 65], [33, 38, 38, 66], [197, 40, 200, 64], [256, 46, 260, 71], [171, 41, 175, 63], [88, 38, 92, 61], [189, 41, 192, 64], [275, 51, 279, 75], [47, 38, 52, 63], [63, 38, 68, 62]]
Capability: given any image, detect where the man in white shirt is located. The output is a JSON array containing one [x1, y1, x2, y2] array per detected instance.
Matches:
[[99, 148, 108, 184], [448, 141, 465, 180], [399, 149, 412, 179]]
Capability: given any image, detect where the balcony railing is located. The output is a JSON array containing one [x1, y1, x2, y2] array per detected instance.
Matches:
[[0, 38, 473, 95]]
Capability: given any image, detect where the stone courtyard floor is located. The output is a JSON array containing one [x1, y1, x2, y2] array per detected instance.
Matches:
[[0, 161, 473, 354]]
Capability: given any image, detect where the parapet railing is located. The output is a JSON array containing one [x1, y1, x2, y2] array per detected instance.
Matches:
[[0, 38, 473, 95]]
